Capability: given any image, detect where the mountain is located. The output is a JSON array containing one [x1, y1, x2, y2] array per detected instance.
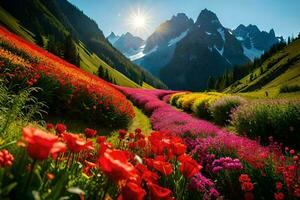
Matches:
[[107, 32, 120, 45], [133, 13, 194, 77], [233, 24, 281, 60], [0, 0, 166, 89], [160, 9, 251, 91], [224, 36, 300, 95], [107, 32, 145, 59]]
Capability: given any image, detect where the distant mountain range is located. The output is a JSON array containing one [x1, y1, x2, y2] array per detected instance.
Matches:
[[109, 9, 282, 91], [107, 32, 145, 60]]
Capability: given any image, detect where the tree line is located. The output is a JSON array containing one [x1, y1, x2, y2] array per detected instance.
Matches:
[[207, 33, 300, 91]]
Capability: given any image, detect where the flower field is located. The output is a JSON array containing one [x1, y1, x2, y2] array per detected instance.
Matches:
[[0, 26, 134, 128], [117, 87, 300, 200], [0, 27, 300, 200], [169, 91, 300, 147]]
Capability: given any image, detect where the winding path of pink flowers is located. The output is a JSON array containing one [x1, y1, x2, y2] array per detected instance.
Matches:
[[117, 87, 274, 169]]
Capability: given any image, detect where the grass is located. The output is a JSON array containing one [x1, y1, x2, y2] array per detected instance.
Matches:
[[77, 42, 157, 89], [0, 6, 35, 43], [107, 104, 153, 145], [142, 82, 155, 89], [77, 42, 143, 88], [127, 105, 153, 135], [225, 38, 300, 97]]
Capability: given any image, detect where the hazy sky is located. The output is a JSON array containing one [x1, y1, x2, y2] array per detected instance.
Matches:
[[69, 0, 300, 39]]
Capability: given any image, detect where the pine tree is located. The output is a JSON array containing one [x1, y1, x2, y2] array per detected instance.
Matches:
[[97, 65, 104, 78], [64, 34, 79, 66], [47, 35, 60, 56], [35, 34, 44, 48], [104, 69, 109, 81]]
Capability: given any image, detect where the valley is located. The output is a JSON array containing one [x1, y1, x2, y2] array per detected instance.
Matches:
[[0, 1, 299, 200]]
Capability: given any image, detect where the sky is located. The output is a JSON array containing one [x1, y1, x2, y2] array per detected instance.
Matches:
[[69, 0, 300, 40]]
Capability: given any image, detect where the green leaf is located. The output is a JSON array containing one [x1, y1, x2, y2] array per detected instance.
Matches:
[[32, 190, 41, 200], [1, 182, 17, 196]]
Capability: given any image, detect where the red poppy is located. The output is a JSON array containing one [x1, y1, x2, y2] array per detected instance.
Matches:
[[274, 192, 285, 200], [135, 128, 142, 134], [63, 133, 94, 153], [98, 149, 139, 182], [136, 132, 145, 140], [22, 127, 67, 160], [178, 154, 202, 178], [241, 182, 254, 192], [56, 123, 66, 134], [148, 182, 172, 200], [98, 142, 113, 155], [84, 128, 97, 138], [137, 139, 146, 148], [239, 174, 251, 183], [136, 164, 160, 184], [129, 133, 135, 139], [151, 144, 166, 155], [96, 136, 106, 144], [128, 142, 136, 149], [0, 149, 14, 167], [119, 129, 127, 139], [46, 123, 55, 130], [146, 157, 173, 176], [118, 181, 146, 200], [276, 182, 283, 190], [172, 143, 186, 156]]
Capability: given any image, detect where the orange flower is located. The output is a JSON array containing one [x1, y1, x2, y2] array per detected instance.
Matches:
[[46, 173, 55, 180]]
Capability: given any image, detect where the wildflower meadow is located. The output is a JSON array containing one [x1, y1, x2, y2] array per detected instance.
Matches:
[[0, 26, 299, 200]]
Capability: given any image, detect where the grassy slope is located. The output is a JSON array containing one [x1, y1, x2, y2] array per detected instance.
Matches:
[[0, 6, 151, 89], [0, 7, 35, 43], [225, 38, 300, 98], [77, 42, 142, 88]]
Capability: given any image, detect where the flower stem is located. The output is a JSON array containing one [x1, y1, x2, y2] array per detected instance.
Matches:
[[180, 178, 187, 200], [101, 179, 110, 200], [24, 159, 37, 192]]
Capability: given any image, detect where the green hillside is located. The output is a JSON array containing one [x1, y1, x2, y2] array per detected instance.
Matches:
[[0, 0, 165, 89], [225, 37, 300, 98], [76, 42, 141, 88]]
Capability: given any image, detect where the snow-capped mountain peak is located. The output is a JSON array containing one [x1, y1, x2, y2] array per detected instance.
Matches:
[[107, 32, 120, 45]]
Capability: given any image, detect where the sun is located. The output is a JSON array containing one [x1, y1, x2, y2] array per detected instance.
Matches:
[[132, 14, 146, 29], [128, 7, 151, 34]]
